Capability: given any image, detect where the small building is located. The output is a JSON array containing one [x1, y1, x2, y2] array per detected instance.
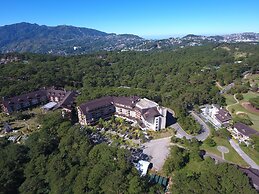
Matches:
[[149, 174, 169, 189], [135, 160, 151, 176], [229, 122, 259, 145], [201, 104, 232, 129], [3, 123, 13, 133], [8, 135, 18, 142], [41, 101, 57, 111]]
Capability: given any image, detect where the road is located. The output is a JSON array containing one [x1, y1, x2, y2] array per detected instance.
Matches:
[[171, 123, 193, 140], [229, 139, 259, 170], [143, 136, 171, 171], [169, 112, 210, 142], [190, 111, 210, 141]]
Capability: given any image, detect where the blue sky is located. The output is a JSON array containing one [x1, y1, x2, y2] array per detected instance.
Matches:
[[1, 0, 259, 38]]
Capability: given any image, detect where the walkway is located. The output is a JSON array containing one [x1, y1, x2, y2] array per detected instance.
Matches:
[[229, 139, 259, 170], [226, 93, 239, 112]]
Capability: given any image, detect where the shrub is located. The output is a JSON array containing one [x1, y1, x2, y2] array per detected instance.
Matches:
[[204, 138, 216, 147], [249, 96, 259, 109], [236, 93, 243, 100]]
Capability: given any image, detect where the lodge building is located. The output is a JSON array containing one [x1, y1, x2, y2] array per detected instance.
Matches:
[[77, 96, 167, 131], [1, 88, 77, 116]]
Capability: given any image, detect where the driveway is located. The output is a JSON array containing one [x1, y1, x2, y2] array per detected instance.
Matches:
[[190, 111, 210, 141], [169, 113, 210, 142], [143, 136, 171, 171], [171, 123, 193, 140], [229, 139, 259, 170]]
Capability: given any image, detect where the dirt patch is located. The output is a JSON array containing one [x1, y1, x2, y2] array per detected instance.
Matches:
[[242, 102, 259, 114]]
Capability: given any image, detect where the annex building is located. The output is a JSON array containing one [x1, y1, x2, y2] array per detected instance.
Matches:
[[1, 87, 77, 118], [77, 96, 167, 131]]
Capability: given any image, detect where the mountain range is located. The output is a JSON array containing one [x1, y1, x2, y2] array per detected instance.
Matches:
[[0, 22, 259, 55]]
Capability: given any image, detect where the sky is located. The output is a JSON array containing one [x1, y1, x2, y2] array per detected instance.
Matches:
[[1, 0, 259, 38]]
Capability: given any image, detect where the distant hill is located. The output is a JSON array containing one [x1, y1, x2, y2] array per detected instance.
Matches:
[[0, 22, 144, 55], [0, 22, 259, 55]]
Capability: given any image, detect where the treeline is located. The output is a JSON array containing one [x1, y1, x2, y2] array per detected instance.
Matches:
[[1, 44, 259, 132], [163, 139, 257, 194], [0, 112, 163, 194]]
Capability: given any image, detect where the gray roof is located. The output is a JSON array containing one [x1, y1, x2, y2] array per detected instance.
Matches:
[[234, 122, 258, 137], [215, 108, 232, 123], [79, 96, 140, 114], [79, 96, 114, 114], [143, 107, 161, 121], [113, 96, 140, 107]]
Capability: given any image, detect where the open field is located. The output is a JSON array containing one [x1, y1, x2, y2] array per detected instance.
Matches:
[[201, 136, 248, 167]]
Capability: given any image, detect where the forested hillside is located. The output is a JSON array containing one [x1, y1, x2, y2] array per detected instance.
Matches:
[[1, 43, 259, 111], [1, 43, 259, 193], [0, 112, 161, 193]]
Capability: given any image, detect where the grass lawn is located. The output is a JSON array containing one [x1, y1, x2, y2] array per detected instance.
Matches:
[[242, 91, 259, 101], [148, 128, 175, 139], [223, 94, 236, 105], [240, 145, 259, 165], [201, 136, 249, 167], [224, 92, 259, 131], [228, 103, 259, 131]]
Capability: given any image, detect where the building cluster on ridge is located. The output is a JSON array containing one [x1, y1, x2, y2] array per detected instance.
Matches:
[[201, 104, 259, 145], [77, 96, 167, 131], [1, 88, 167, 131], [1, 87, 77, 118]]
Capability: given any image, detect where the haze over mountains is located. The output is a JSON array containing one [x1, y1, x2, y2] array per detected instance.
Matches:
[[0, 22, 259, 55]]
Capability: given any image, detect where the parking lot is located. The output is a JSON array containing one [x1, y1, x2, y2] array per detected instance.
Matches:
[[143, 136, 171, 171]]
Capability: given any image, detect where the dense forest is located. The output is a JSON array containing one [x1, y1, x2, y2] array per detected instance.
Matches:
[[1, 43, 259, 133], [1, 43, 259, 193], [164, 138, 258, 193], [0, 112, 164, 194], [1, 112, 257, 193]]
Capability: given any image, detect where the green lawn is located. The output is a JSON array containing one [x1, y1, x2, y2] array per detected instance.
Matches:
[[201, 136, 249, 167], [224, 92, 259, 131], [228, 103, 259, 131], [223, 94, 236, 105], [242, 91, 259, 101], [240, 145, 259, 165]]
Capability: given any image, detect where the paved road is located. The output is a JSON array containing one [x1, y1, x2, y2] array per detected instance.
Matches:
[[229, 139, 259, 170], [169, 112, 210, 142], [190, 111, 210, 141], [171, 123, 193, 140], [143, 136, 171, 171]]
